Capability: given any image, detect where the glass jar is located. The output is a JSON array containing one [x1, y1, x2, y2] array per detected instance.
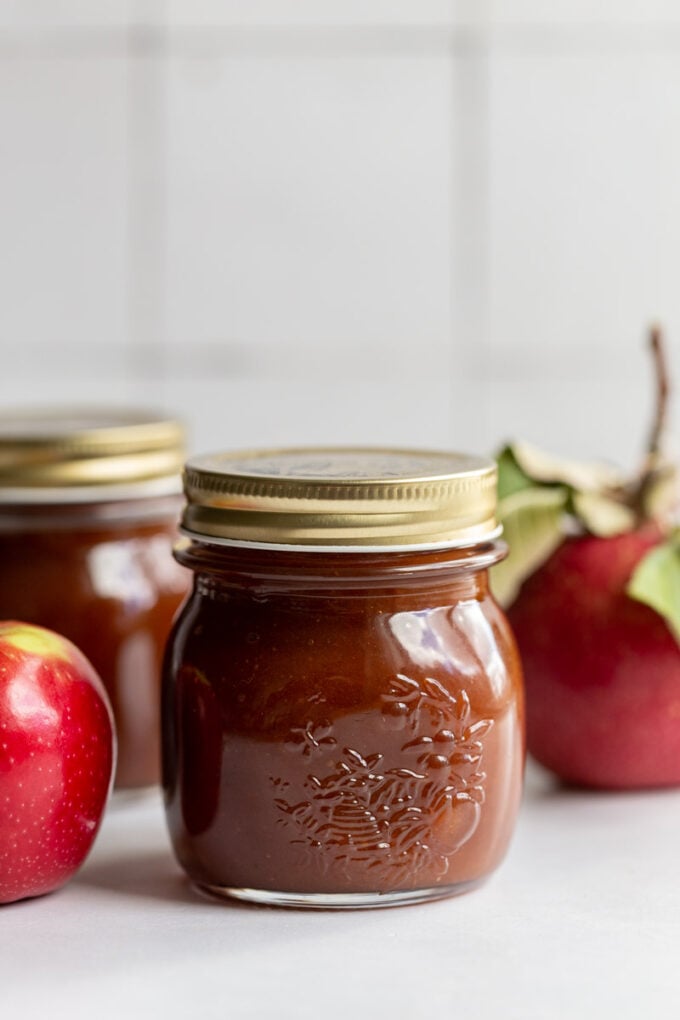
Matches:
[[163, 448, 524, 908], [0, 411, 190, 789]]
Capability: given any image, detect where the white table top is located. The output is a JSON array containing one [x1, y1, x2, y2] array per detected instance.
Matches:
[[2, 761, 679, 1020]]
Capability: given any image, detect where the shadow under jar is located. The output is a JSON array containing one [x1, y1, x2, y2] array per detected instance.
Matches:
[[163, 448, 525, 909], [0, 410, 190, 789]]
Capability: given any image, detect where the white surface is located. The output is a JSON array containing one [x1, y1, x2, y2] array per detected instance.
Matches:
[[2, 761, 679, 1019]]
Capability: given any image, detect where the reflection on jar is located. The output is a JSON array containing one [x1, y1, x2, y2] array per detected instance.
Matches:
[[0, 507, 189, 788], [162, 447, 525, 908]]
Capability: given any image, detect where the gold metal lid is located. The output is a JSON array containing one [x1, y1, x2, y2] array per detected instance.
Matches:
[[0, 409, 185, 498], [182, 447, 499, 550]]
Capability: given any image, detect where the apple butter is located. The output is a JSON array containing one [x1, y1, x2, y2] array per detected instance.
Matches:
[[163, 448, 524, 908], [0, 411, 190, 789]]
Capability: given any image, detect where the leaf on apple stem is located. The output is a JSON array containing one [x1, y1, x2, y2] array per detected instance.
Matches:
[[496, 446, 534, 501], [571, 492, 637, 538], [494, 333, 680, 622], [503, 440, 625, 494], [493, 441, 640, 606], [491, 486, 568, 607], [627, 533, 680, 644]]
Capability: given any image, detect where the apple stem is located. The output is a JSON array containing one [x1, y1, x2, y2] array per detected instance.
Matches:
[[646, 325, 669, 462], [630, 325, 670, 517]]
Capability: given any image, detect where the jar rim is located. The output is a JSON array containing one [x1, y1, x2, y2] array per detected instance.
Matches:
[[0, 474, 183, 506], [179, 524, 504, 554]]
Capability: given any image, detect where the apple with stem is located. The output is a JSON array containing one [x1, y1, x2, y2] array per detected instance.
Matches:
[[0, 622, 115, 904], [494, 328, 680, 788]]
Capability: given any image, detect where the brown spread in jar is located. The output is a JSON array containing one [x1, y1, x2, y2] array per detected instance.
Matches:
[[162, 448, 524, 907]]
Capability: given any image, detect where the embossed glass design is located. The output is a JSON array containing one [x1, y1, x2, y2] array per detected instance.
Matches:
[[163, 542, 524, 908]]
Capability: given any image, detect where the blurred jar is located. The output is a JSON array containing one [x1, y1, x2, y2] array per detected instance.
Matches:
[[0, 410, 190, 789]]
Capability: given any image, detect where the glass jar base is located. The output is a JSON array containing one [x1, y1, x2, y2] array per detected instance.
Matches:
[[193, 879, 484, 910]]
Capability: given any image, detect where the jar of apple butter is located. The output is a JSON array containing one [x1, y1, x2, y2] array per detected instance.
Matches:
[[163, 448, 524, 908], [0, 411, 190, 789]]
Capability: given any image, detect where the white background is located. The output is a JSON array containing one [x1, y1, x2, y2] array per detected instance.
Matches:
[[3, 5, 680, 1013], [2, 0, 680, 468]]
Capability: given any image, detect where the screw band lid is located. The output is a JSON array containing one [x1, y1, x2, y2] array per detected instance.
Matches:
[[0, 409, 185, 501], [182, 447, 498, 549]]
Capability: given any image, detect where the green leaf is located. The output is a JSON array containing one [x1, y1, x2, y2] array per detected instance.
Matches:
[[509, 440, 625, 493], [492, 486, 568, 607], [626, 534, 680, 643], [571, 491, 636, 538], [496, 445, 534, 501]]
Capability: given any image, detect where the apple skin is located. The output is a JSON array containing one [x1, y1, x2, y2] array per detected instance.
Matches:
[[507, 526, 680, 789], [0, 622, 115, 904]]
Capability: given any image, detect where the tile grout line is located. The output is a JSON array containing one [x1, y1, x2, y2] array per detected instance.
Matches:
[[4, 22, 680, 59], [449, 5, 492, 453], [124, 20, 169, 394]]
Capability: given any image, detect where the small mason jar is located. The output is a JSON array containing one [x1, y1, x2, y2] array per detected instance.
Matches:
[[0, 410, 190, 789], [163, 448, 524, 908]]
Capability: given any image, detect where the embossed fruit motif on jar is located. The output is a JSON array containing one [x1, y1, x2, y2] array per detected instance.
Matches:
[[162, 448, 524, 908]]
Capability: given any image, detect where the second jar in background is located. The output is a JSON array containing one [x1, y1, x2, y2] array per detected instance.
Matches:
[[0, 410, 190, 789]]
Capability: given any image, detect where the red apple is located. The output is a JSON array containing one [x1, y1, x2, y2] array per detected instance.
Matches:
[[507, 526, 680, 788], [0, 622, 115, 904], [495, 329, 680, 789]]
